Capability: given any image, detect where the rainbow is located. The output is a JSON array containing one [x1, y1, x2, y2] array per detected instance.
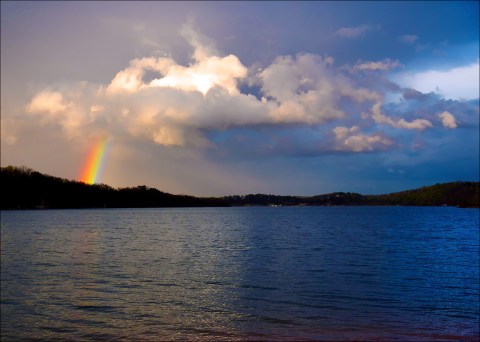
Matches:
[[79, 137, 110, 184]]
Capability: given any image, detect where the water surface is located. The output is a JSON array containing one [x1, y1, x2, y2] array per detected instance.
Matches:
[[1, 207, 479, 341]]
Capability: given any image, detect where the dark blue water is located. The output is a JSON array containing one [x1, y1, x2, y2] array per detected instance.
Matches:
[[1, 207, 479, 341]]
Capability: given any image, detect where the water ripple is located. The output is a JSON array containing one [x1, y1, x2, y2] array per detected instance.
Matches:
[[1, 207, 478, 341]]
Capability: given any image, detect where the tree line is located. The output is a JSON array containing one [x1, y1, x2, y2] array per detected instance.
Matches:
[[0, 166, 226, 209], [1, 166, 478, 209]]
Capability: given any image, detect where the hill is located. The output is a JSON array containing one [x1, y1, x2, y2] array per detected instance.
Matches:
[[1, 166, 478, 209], [224, 184, 479, 208], [366, 182, 480, 207], [0, 166, 226, 209]]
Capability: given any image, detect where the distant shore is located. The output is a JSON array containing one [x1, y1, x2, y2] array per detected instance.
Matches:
[[2, 166, 479, 209]]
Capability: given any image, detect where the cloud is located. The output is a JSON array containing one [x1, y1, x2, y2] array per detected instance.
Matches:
[[438, 111, 457, 128], [259, 53, 346, 124], [26, 91, 70, 116], [370, 102, 433, 131], [388, 88, 478, 129], [179, 21, 218, 63], [335, 24, 373, 38], [106, 22, 246, 97], [25, 87, 96, 138], [354, 59, 401, 71], [395, 62, 480, 100], [401, 88, 430, 101], [398, 34, 418, 44], [333, 126, 393, 152], [21, 25, 463, 159], [107, 54, 247, 96]]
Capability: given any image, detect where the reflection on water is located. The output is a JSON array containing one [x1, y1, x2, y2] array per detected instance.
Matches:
[[1, 207, 479, 341]]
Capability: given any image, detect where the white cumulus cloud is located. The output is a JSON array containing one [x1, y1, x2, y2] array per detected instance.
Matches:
[[370, 102, 433, 131], [25, 87, 96, 138], [259, 53, 344, 124], [438, 111, 458, 128], [333, 126, 393, 152], [21, 26, 454, 154], [26, 91, 70, 116]]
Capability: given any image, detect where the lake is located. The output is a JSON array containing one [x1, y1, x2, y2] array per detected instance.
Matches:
[[1, 207, 479, 341]]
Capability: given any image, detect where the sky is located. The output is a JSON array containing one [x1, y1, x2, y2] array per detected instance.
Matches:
[[1, 1, 479, 196]]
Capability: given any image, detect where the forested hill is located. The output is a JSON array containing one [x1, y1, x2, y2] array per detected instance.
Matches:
[[366, 182, 479, 207], [0, 166, 226, 209], [224, 182, 479, 208], [1, 166, 479, 209]]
